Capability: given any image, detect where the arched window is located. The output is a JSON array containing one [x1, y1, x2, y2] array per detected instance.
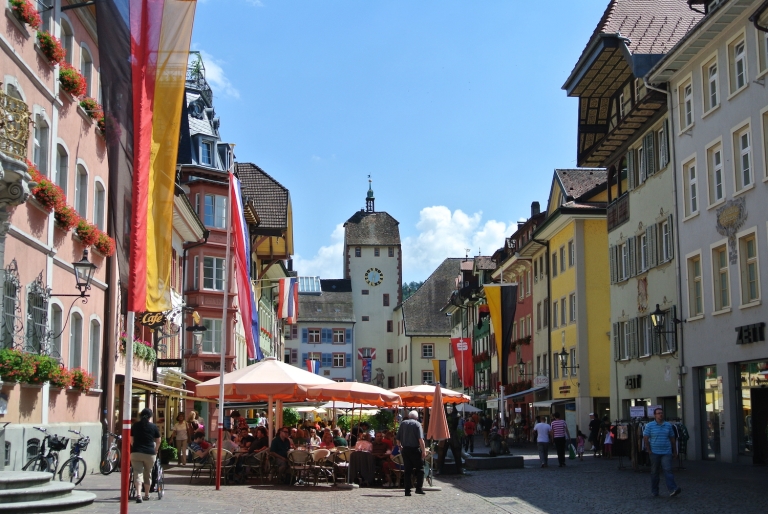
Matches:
[[55, 145, 68, 195], [94, 182, 105, 231], [33, 115, 49, 175], [50, 304, 62, 360], [89, 320, 100, 388], [80, 46, 93, 97], [60, 19, 74, 65], [75, 164, 87, 216], [26, 439, 39, 462], [69, 312, 82, 369]]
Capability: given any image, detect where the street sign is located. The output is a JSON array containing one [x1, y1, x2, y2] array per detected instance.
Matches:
[[156, 359, 182, 367]]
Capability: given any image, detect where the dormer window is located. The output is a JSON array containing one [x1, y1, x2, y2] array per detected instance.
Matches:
[[201, 140, 213, 166]]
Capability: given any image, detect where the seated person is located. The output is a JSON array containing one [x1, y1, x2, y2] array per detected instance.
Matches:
[[319, 430, 335, 449], [383, 444, 402, 487], [333, 428, 347, 448], [308, 428, 321, 446], [371, 432, 391, 460], [354, 433, 373, 452], [360, 421, 374, 438], [221, 430, 239, 453], [249, 427, 269, 453], [270, 427, 293, 482], [188, 432, 210, 462], [290, 428, 301, 446], [239, 434, 255, 452]]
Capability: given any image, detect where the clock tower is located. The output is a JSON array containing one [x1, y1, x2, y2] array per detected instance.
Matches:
[[343, 180, 402, 385]]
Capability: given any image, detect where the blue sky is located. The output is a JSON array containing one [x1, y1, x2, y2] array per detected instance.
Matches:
[[191, 0, 610, 283]]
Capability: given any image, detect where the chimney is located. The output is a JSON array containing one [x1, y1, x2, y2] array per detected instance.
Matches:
[[531, 201, 540, 217]]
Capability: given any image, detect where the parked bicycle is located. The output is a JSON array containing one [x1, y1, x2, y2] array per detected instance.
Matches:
[[22, 426, 68, 474], [100, 431, 122, 475], [58, 429, 89, 485]]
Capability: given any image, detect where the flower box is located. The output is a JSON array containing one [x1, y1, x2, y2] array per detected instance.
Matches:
[[36, 30, 66, 65], [9, 0, 41, 30], [59, 63, 87, 98], [20, 383, 44, 390]]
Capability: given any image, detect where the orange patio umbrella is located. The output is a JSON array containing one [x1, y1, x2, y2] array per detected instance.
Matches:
[[305, 381, 402, 407], [391, 384, 470, 408], [426, 383, 450, 441]]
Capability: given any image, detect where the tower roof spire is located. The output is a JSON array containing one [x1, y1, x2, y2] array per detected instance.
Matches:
[[366, 175, 375, 212]]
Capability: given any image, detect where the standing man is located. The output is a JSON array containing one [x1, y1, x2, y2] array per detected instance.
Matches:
[[396, 410, 426, 496], [550, 412, 571, 467], [588, 412, 601, 456], [463, 415, 476, 453], [482, 414, 493, 446], [643, 408, 681, 497], [533, 416, 552, 468]]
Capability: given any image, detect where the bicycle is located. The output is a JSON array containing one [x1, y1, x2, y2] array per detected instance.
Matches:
[[129, 458, 164, 501], [100, 431, 122, 475], [58, 430, 89, 485], [22, 426, 68, 475]]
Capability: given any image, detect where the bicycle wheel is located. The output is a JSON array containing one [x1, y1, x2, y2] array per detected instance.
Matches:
[[58, 457, 87, 485], [156, 465, 164, 500], [49, 454, 59, 475], [129, 466, 136, 499], [22, 457, 43, 472], [100, 448, 119, 475]]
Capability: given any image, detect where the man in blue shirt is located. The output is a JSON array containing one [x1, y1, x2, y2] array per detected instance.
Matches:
[[643, 408, 681, 497]]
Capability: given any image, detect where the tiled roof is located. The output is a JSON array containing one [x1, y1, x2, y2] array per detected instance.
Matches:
[[402, 258, 462, 336], [474, 256, 496, 271], [556, 169, 607, 201], [298, 290, 355, 323], [585, 0, 703, 56], [236, 162, 290, 230], [344, 211, 400, 246]]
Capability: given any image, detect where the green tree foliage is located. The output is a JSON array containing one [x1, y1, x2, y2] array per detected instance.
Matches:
[[402, 280, 425, 300], [282, 407, 300, 427]]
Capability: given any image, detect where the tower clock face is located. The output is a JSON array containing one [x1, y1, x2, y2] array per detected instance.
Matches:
[[365, 267, 383, 286]]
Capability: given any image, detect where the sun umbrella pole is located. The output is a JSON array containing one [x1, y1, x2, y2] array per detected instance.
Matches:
[[268, 395, 274, 447]]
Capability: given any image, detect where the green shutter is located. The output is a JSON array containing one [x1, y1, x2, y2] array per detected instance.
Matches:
[[613, 323, 620, 362]]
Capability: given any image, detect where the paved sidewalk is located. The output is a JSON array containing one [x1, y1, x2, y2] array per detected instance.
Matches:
[[67, 447, 763, 514]]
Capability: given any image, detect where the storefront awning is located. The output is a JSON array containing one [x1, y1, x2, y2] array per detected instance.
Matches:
[[532, 399, 572, 409], [503, 386, 546, 400], [161, 368, 202, 384], [132, 378, 194, 395]]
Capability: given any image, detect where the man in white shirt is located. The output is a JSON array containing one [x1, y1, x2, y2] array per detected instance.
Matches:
[[533, 416, 552, 468]]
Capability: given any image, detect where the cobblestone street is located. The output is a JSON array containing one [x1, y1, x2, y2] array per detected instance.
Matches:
[[67, 445, 763, 514]]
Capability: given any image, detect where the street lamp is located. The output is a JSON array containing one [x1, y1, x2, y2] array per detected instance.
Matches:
[[559, 347, 579, 375], [651, 303, 684, 352], [72, 249, 97, 297], [185, 311, 207, 353]]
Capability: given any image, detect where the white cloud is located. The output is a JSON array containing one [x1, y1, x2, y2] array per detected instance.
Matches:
[[193, 49, 240, 99], [402, 206, 514, 281], [293, 224, 344, 279]]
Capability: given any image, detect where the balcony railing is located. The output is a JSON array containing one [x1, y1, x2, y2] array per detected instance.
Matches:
[[607, 193, 630, 232], [0, 89, 30, 162]]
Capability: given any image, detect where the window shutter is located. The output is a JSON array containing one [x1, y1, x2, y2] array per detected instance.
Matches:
[[628, 237, 637, 277], [301, 352, 308, 363], [660, 119, 669, 168], [321, 328, 331, 343], [666, 214, 674, 259], [609, 245, 616, 284], [613, 323, 620, 362], [667, 305, 677, 353], [647, 225, 657, 269], [652, 325, 661, 355], [291, 349, 297, 364], [645, 132, 656, 177], [346, 353, 352, 367], [301, 328, 308, 343], [346, 328, 353, 344], [627, 150, 636, 191], [639, 147, 647, 183], [630, 318, 639, 359]]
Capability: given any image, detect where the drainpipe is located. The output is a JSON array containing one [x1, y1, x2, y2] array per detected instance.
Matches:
[[645, 77, 686, 424]]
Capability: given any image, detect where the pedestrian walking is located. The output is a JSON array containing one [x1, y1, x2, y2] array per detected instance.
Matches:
[[643, 408, 681, 497], [131, 408, 160, 504], [532, 416, 552, 468], [576, 430, 586, 461], [463, 416, 476, 452], [588, 412, 600, 456], [396, 410, 426, 496], [550, 412, 571, 467]]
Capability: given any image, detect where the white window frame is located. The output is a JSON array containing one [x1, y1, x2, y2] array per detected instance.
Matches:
[[74, 163, 88, 216], [705, 139, 724, 208], [762, 106, 768, 182], [728, 33, 748, 96], [702, 54, 719, 114], [710, 240, 731, 313], [33, 112, 50, 176], [758, 24, 768, 76], [620, 242, 629, 280], [55, 143, 68, 196], [80, 44, 93, 97], [203, 256, 226, 291], [568, 240, 575, 267], [570, 348, 577, 376], [201, 318, 222, 353], [93, 179, 106, 231], [569, 293, 576, 323], [559, 246, 566, 273], [204, 193, 227, 228], [682, 157, 698, 218], [661, 221, 672, 262], [332, 353, 345, 368], [552, 300, 559, 328], [60, 16, 75, 65], [68, 310, 83, 369], [737, 228, 761, 307], [686, 251, 704, 318], [332, 329, 345, 344], [421, 343, 434, 359], [89, 318, 101, 388], [560, 298, 566, 326], [621, 321, 630, 361], [421, 370, 434, 385], [732, 122, 753, 193], [678, 76, 694, 131], [639, 317, 652, 357], [639, 233, 648, 272]]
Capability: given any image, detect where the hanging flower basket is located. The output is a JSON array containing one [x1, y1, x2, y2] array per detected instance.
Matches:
[[36, 30, 66, 64], [74, 219, 99, 247], [54, 204, 79, 231], [59, 63, 87, 98], [0, 349, 35, 383], [79, 97, 103, 121], [119, 335, 157, 364], [10, 0, 42, 30], [93, 231, 115, 257], [69, 368, 95, 391], [28, 162, 65, 212]]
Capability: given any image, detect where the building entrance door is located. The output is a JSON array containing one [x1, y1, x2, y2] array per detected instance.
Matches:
[[751, 388, 768, 465]]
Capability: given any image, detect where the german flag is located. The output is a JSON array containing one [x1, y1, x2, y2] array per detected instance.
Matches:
[[97, 0, 197, 312], [483, 284, 518, 387]]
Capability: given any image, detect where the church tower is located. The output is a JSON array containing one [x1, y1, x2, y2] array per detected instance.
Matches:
[[343, 180, 402, 385]]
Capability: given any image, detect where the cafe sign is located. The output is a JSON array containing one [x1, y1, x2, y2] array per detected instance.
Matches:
[[533, 375, 549, 388], [736, 322, 766, 345], [139, 311, 167, 330], [156, 359, 182, 368]]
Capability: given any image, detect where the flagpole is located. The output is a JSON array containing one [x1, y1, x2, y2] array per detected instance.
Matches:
[[215, 167, 234, 490], [119, 312, 135, 514]]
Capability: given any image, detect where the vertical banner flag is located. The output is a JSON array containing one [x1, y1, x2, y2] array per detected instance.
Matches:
[[306, 359, 318, 374], [450, 338, 474, 387], [431, 360, 447, 387], [362, 358, 372, 383], [483, 284, 519, 387], [278, 278, 298, 324], [230, 172, 260, 360], [97, 0, 198, 313]]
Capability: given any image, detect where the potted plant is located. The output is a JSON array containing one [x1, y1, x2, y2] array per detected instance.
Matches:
[[79, 97, 102, 121], [47, 365, 72, 390], [69, 368, 94, 392], [94, 231, 116, 256], [36, 30, 66, 64], [74, 219, 99, 246], [59, 63, 87, 98], [159, 439, 177, 465], [29, 172, 65, 212], [9, 0, 41, 29], [54, 204, 79, 231]]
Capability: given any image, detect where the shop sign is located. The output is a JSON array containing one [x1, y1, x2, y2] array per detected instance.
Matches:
[[647, 405, 661, 417], [629, 406, 645, 418], [139, 311, 167, 329], [156, 359, 182, 367], [533, 375, 549, 388], [558, 382, 570, 394], [625, 375, 642, 389], [735, 322, 765, 345]]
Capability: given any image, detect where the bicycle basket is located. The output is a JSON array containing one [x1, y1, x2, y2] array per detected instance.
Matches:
[[49, 436, 69, 451], [77, 437, 91, 452]]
